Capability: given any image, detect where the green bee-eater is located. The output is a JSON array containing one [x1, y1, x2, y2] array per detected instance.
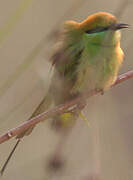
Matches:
[[48, 11, 128, 128], [0, 12, 128, 175]]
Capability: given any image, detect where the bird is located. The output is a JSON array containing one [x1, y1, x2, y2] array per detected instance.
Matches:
[[0, 12, 128, 175]]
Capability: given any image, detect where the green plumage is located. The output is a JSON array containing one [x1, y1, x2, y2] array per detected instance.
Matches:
[[51, 26, 121, 96], [49, 17, 123, 128]]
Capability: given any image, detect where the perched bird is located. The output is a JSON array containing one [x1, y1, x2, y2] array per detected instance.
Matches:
[[0, 12, 128, 175], [49, 11, 128, 127]]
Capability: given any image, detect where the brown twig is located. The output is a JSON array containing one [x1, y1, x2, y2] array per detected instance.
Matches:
[[0, 70, 133, 145]]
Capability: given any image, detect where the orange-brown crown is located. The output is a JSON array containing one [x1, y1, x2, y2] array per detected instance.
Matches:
[[79, 12, 117, 31]]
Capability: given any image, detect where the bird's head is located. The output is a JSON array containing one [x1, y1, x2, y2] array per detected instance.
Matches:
[[79, 12, 128, 33], [64, 12, 129, 46]]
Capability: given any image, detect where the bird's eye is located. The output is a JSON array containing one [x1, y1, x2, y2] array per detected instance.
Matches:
[[85, 26, 110, 34]]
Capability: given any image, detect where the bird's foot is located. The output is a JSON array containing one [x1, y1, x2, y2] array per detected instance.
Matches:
[[95, 88, 104, 95]]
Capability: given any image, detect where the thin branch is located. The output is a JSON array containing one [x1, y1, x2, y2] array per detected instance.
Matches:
[[0, 70, 133, 145]]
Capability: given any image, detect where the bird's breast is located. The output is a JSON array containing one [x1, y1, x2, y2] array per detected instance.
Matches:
[[72, 44, 123, 93]]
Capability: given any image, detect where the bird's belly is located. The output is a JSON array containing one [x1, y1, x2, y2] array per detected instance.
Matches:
[[85, 59, 118, 91], [74, 56, 119, 94]]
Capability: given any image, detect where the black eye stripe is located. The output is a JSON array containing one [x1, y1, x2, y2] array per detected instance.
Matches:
[[85, 26, 110, 34]]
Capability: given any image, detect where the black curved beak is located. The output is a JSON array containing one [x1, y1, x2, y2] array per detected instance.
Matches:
[[112, 23, 129, 30]]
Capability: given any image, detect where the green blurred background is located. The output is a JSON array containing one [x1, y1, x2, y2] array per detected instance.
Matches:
[[0, 0, 133, 179]]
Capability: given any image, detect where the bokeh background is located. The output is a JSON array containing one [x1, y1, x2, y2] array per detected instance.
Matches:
[[0, 0, 133, 179]]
